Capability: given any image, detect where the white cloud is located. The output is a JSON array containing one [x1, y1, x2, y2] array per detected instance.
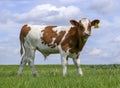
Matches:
[[14, 4, 82, 25], [113, 16, 120, 28], [4, 2, 119, 27], [84, 46, 111, 58], [114, 55, 120, 64], [0, 46, 20, 64], [114, 36, 120, 42], [0, 20, 19, 30], [100, 19, 112, 28], [89, 48, 102, 55], [0, 38, 11, 43], [90, 0, 118, 14], [59, 0, 78, 3], [0, 10, 13, 24]]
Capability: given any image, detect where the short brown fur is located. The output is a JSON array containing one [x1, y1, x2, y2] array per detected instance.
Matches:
[[61, 26, 88, 53], [41, 26, 66, 48], [41, 26, 57, 45], [61, 27, 79, 53], [54, 31, 66, 45]]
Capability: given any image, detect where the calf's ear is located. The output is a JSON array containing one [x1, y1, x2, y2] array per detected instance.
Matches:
[[91, 19, 100, 29], [70, 20, 79, 26]]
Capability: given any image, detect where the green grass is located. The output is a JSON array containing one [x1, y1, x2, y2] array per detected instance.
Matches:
[[0, 64, 120, 88]]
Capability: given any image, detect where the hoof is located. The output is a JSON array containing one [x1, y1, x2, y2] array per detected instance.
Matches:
[[78, 73, 83, 76], [17, 74, 22, 77], [33, 73, 39, 77]]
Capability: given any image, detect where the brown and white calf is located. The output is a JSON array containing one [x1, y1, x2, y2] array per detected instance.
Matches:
[[18, 18, 100, 77]]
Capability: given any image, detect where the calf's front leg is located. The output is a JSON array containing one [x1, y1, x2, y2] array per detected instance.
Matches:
[[61, 55, 68, 76], [73, 55, 83, 76]]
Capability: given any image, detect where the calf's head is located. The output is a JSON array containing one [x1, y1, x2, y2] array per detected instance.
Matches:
[[70, 18, 100, 36]]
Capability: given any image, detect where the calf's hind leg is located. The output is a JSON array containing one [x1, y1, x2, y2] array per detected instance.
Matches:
[[18, 48, 38, 77], [18, 55, 27, 76], [27, 49, 39, 77]]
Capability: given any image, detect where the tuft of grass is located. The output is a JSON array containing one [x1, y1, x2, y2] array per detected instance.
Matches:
[[0, 65, 120, 88]]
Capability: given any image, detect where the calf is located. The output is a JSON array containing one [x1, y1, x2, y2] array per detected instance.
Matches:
[[18, 18, 100, 77]]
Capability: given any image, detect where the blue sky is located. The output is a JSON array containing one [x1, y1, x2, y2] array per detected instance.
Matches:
[[0, 0, 120, 65]]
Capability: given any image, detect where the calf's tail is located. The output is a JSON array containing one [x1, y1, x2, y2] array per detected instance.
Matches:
[[20, 34, 24, 56], [20, 42, 24, 56]]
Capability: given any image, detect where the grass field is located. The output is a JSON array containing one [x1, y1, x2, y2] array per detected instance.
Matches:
[[0, 64, 120, 88]]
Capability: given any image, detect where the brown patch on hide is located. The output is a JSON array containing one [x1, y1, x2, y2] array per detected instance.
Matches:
[[61, 27, 79, 53], [54, 31, 66, 45], [41, 26, 57, 45], [41, 26, 66, 48], [61, 26, 88, 54]]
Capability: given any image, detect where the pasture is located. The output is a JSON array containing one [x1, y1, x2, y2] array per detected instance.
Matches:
[[0, 64, 120, 88]]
